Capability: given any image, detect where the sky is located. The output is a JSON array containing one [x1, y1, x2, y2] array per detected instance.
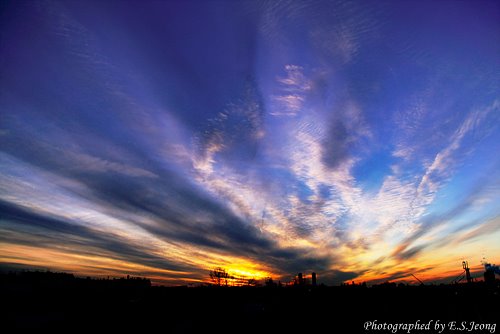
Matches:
[[0, 0, 499, 286]]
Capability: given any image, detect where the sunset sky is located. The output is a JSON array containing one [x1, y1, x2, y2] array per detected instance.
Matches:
[[1, 0, 499, 285]]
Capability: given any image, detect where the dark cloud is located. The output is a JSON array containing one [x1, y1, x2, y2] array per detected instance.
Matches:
[[195, 77, 266, 166], [322, 119, 352, 169], [321, 100, 371, 170], [70, 171, 274, 252], [0, 200, 192, 273], [317, 269, 360, 286], [0, 262, 51, 273], [366, 266, 435, 285], [269, 251, 331, 275], [76, 171, 333, 275], [394, 245, 426, 261], [391, 174, 499, 261]]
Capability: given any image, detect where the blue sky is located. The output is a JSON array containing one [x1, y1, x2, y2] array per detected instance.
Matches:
[[0, 0, 499, 285]]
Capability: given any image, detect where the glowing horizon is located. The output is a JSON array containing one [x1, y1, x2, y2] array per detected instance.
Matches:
[[1, 0, 499, 286]]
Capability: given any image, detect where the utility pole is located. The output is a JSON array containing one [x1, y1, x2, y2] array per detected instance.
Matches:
[[463, 261, 472, 283]]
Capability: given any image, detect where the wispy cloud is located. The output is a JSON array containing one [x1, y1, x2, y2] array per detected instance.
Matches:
[[271, 65, 311, 116], [66, 151, 158, 178], [416, 102, 496, 198]]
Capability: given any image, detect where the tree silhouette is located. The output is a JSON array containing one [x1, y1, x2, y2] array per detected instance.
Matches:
[[247, 278, 257, 287], [265, 277, 275, 287], [209, 267, 229, 286]]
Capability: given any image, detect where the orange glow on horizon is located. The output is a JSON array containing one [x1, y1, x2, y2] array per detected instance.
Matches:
[[1, 220, 499, 286]]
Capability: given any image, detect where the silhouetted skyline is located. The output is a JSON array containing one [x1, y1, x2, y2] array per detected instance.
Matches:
[[2, 269, 498, 332]]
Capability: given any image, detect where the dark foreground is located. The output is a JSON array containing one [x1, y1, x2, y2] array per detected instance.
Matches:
[[1, 272, 499, 333]]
